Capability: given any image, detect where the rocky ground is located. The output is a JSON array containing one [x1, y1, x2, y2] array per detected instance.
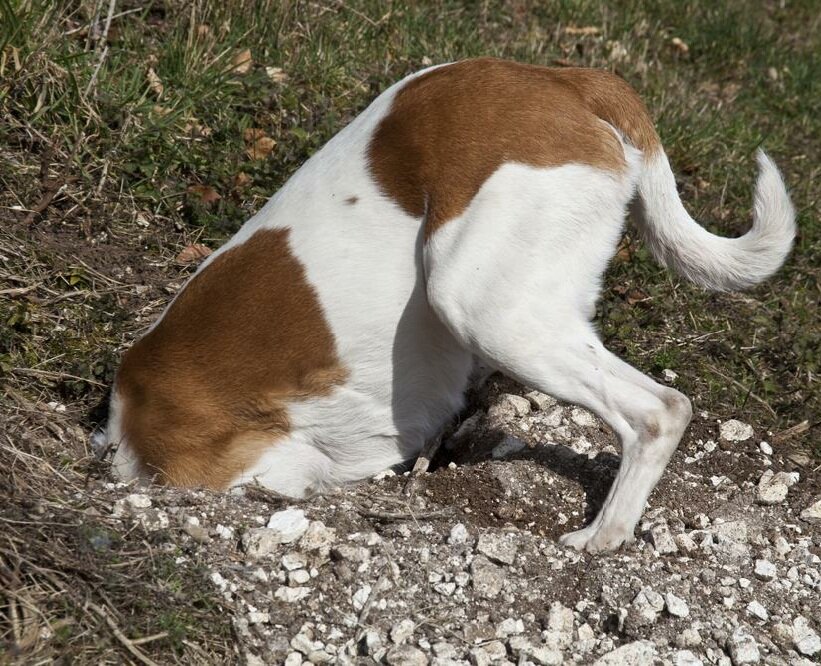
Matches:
[[89, 377, 819, 665]]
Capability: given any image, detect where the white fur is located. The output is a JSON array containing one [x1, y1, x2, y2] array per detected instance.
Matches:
[[635, 149, 795, 291], [107, 63, 796, 551]]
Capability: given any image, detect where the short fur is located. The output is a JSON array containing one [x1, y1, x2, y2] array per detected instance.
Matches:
[[104, 58, 795, 552]]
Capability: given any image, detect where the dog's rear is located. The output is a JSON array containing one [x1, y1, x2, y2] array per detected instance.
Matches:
[[103, 58, 795, 551]]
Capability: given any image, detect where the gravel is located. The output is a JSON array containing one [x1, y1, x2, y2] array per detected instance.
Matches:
[[96, 380, 819, 665]]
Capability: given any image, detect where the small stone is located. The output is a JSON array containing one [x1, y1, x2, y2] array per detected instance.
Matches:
[[711, 520, 748, 543], [673, 650, 703, 666], [449, 523, 469, 545], [771, 623, 793, 647], [495, 617, 524, 638], [282, 552, 308, 571], [594, 640, 656, 665], [488, 393, 531, 420], [183, 523, 210, 543], [275, 586, 311, 603], [570, 407, 596, 427], [362, 630, 384, 656], [476, 532, 518, 565], [676, 628, 702, 648], [299, 520, 336, 552], [792, 616, 821, 656], [432, 642, 458, 659], [288, 569, 310, 586], [662, 368, 679, 383], [266, 508, 310, 543], [390, 619, 415, 644], [386, 644, 428, 666], [331, 544, 371, 562], [524, 390, 557, 411], [674, 532, 698, 554], [719, 419, 754, 442], [352, 585, 371, 611], [528, 646, 564, 665], [726, 626, 760, 664], [125, 493, 151, 509], [139, 508, 169, 531], [759, 441, 773, 455], [665, 592, 690, 618], [650, 523, 679, 554], [284, 653, 302, 666], [746, 601, 768, 621], [756, 469, 796, 505], [471, 555, 504, 598], [753, 559, 776, 581], [799, 498, 821, 524], [242, 528, 282, 559], [547, 601, 574, 635], [628, 587, 665, 628]]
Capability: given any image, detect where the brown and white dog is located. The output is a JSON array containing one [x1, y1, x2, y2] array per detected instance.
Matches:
[[102, 58, 795, 552]]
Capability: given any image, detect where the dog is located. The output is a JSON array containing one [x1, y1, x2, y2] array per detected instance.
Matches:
[[102, 58, 795, 552]]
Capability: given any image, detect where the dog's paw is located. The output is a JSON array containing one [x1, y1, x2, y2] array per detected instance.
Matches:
[[559, 523, 635, 553]]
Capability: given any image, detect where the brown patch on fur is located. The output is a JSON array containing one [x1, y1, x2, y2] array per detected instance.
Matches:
[[368, 58, 660, 237], [116, 228, 346, 489], [644, 420, 661, 439], [345, 195, 359, 205]]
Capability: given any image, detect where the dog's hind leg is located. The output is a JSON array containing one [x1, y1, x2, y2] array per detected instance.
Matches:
[[423, 160, 692, 552]]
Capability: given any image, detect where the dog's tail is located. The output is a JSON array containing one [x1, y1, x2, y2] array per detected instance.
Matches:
[[632, 147, 796, 291]]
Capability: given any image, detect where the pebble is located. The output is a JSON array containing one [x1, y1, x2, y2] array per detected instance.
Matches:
[[759, 441, 773, 455], [266, 508, 310, 543], [719, 419, 754, 442], [726, 626, 760, 664], [650, 523, 679, 554], [524, 390, 557, 411], [753, 559, 776, 581], [386, 644, 428, 666], [756, 469, 797, 505], [662, 368, 679, 383], [665, 591, 690, 617], [476, 532, 518, 565], [299, 520, 336, 552], [449, 523, 469, 545], [570, 407, 597, 427], [275, 586, 311, 603], [799, 498, 821, 524], [390, 619, 415, 644], [594, 640, 656, 665], [470, 555, 504, 599], [488, 393, 531, 420], [792, 616, 821, 656], [673, 650, 703, 666], [746, 600, 768, 621], [628, 587, 665, 628]]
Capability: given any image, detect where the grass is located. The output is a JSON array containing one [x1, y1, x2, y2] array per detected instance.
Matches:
[[0, 0, 819, 662]]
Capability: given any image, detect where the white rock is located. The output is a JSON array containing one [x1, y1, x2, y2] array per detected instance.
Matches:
[[138, 508, 169, 531], [284, 652, 302, 666], [746, 601, 768, 621], [214, 524, 234, 540], [242, 528, 282, 559], [662, 368, 679, 383], [650, 523, 679, 554], [759, 441, 773, 455], [528, 646, 564, 665], [476, 532, 518, 565], [247, 610, 269, 624], [726, 626, 760, 664], [125, 493, 152, 509], [386, 644, 428, 666], [449, 523, 469, 545], [390, 619, 415, 644], [676, 628, 702, 648], [282, 552, 308, 571], [352, 585, 371, 611], [289, 569, 310, 585], [489, 393, 531, 419], [524, 390, 557, 411], [266, 508, 310, 543], [594, 640, 656, 665], [299, 520, 336, 552], [719, 419, 754, 442], [496, 618, 524, 638], [673, 650, 703, 666], [275, 586, 311, 603], [570, 407, 597, 427], [492, 434, 526, 459], [753, 559, 776, 581], [793, 616, 821, 656], [756, 469, 797, 505], [711, 520, 748, 543], [799, 498, 821, 524], [665, 592, 690, 618], [629, 587, 665, 627], [547, 601, 575, 635], [470, 555, 504, 599]]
